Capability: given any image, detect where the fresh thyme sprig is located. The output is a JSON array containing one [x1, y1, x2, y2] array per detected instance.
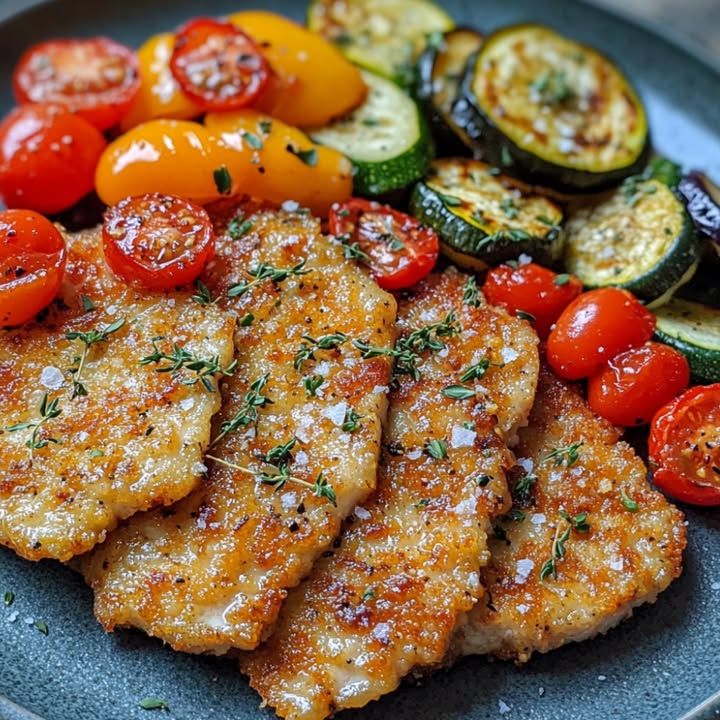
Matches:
[[540, 508, 590, 580], [294, 333, 348, 371], [6, 392, 63, 457], [341, 408, 365, 432], [542, 441, 584, 468], [227, 260, 311, 298], [353, 311, 461, 381], [205, 438, 336, 506], [211, 374, 272, 447], [66, 318, 125, 398], [139, 337, 237, 392], [462, 275, 481, 308]]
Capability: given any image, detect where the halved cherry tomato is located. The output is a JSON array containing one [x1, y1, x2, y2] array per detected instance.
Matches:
[[482, 262, 583, 339], [546, 287, 656, 380], [119, 32, 204, 131], [170, 17, 269, 112], [0, 209, 67, 327], [13, 37, 140, 131], [205, 109, 353, 217], [648, 383, 720, 505], [328, 198, 439, 290], [227, 10, 366, 127], [0, 103, 107, 215], [587, 342, 690, 426], [102, 193, 214, 291]]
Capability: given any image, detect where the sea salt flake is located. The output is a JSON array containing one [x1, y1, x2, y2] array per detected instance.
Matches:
[[498, 699, 511, 714], [40, 366, 65, 390], [450, 425, 476, 448]]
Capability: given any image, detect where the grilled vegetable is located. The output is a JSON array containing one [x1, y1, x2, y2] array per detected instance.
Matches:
[[414, 27, 484, 153], [451, 24, 650, 193], [653, 297, 720, 383], [309, 69, 433, 196], [563, 173, 699, 305], [679, 171, 720, 250], [408, 157, 563, 271], [307, 0, 454, 88]]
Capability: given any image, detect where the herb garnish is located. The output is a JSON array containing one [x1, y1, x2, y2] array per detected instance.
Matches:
[[211, 374, 271, 446], [286, 145, 318, 166], [425, 438, 448, 460], [302, 374, 325, 397], [206, 440, 337, 506], [441, 384, 476, 400], [227, 260, 311, 298], [242, 131, 263, 149], [460, 358, 503, 382], [463, 275, 481, 308], [4, 591, 14, 606], [530, 70, 572, 104], [620, 489, 639, 512], [501, 197, 518, 219], [227, 214, 254, 239], [294, 333, 348, 371], [80, 295, 95, 313], [140, 337, 237, 392], [540, 509, 590, 580], [66, 318, 125, 398], [341, 408, 365, 432], [6, 392, 63, 455], [213, 166, 232, 195], [34, 620, 48, 635], [138, 697, 170, 711], [542, 441, 584, 468]]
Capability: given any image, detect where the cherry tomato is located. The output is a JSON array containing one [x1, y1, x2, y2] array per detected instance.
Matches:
[[170, 17, 269, 112], [102, 193, 215, 291], [0, 209, 67, 327], [482, 262, 583, 339], [205, 109, 353, 217], [0, 103, 107, 215], [328, 198, 439, 290], [587, 342, 690, 426], [648, 383, 720, 505], [13, 37, 140, 131], [546, 287, 656, 380], [227, 10, 366, 127]]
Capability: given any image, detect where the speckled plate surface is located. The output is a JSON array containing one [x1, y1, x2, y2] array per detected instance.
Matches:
[[0, 1, 718, 719]]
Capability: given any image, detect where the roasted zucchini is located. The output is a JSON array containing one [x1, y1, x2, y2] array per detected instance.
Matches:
[[309, 69, 434, 197], [654, 298, 720, 383], [409, 157, 564, 271], [307, 0, 455, 88], [451, 24, 650, 193], [563, 172, 699, 306], [414, 27, 484, 154]]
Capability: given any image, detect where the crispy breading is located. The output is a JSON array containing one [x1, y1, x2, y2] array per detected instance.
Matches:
[[454, 362, 687, 663], [80, 201, 397, 654], [240, 268, 539, 720], [0, 228, 236, 561]]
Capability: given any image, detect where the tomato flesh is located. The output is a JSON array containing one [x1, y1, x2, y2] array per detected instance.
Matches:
[[0, 209, 67, 327], [102, 193, 215, 292], [0, 103, 107, 215], [170, 17, 269, 111], [546, 287, 656, 380], [13, 37, 141, 131], [482, 262, 583, 339], [649, 383, 720, 505], [329, 198, 439, 290], [587, 342, 690, 426]]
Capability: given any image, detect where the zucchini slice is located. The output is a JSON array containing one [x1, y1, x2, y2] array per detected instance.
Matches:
[[451, 24, 650, 193], [309, 69, 434, 196], [409, 157, 564, 271], [563, 175, 699, 306], [307, 0, 455, 88], [415, 27, 484, 153], [654, 298, 720, 383]]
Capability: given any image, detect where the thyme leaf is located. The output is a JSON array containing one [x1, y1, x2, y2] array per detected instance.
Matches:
[[227, 260, 311, 298], [6, 392, 63, 455], [66, 318, 125, 398], [542, 441, 584, 468], [211, 373, 271, 446]]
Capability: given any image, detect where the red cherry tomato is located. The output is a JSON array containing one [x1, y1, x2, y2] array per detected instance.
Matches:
[[13, 37, 140, 131], [170, 17, 269, 111], [0, 103, 107, 215], [587, 342, 690, 427], [0, 209, 67, 327], [482, 262, 583, 339], [328, 198, 439, 290], [546, 287, 656, 380], [648, 383, 720, 505], [102, 193, 215, 292]]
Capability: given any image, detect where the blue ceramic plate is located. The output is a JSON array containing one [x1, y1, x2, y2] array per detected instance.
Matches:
[[0, 2, 719, 719]]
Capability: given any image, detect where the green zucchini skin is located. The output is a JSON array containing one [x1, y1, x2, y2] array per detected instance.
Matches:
[[563, 176, 700, 306], [414, 27, 484, 155], [307, 0, 455, 88], [409, 157, 564, 270], [309, 70, 434, 196], [451, 24, 651, 194], [654, 298, 720, 383]]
